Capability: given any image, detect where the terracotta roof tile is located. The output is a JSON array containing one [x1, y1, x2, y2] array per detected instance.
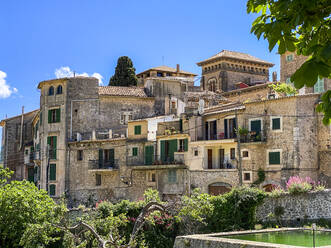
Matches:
[[137, 65, 197, 76], [197, 50, 274, 66], [98, 86, 149, 98]]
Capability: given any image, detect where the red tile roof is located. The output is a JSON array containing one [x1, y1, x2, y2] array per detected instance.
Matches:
[[98, 86, 149, 98]]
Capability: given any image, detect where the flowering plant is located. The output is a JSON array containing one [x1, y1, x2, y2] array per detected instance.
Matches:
[[286, 176, 313, 194]]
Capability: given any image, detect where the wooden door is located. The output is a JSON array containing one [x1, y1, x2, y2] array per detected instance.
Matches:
[[208, 149, 213, 169]]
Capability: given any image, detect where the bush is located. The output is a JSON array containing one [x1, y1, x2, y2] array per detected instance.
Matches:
[[269, 185, 286, 198], [286, 176, 313, 194]]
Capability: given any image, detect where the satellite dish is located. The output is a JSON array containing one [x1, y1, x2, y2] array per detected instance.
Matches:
[[198, 99, 205, 115]]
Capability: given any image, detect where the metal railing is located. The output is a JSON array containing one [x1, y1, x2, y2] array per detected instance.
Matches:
[[126, 155, 185, 166], [88, 159, 119, 170]]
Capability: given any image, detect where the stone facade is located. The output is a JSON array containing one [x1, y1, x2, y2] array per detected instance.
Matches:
[[0, 109, 39, 181]]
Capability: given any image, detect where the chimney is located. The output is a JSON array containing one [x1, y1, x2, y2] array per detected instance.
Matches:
[[176, 64, 180, 73], [272, 71, 277, 82]]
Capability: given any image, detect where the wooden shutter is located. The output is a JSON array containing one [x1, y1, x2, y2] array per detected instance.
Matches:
[[144, 146, 154, 165], [98, 149, 104, 168], [269, 152, 280, 165], [48, 110, 52, 123], [169, 139, 177, 162], [179, 119, 183, 132], [109, 149, 115, 164], [134, 125, 141, 135], [224, 119, 228, 139], [250, 120, 261, 134], [49, 184, 56, 196], [27, 167, 34, 182], [53, 136, 57, 159], [205, 122, 209, 140], [132, 147, 138, 156], [230, 148, 235, 160], [160, 140, 166, 162], [184, 138, 188, 151], [272, 118, 280, 130], [56, 108, 61, 122], [50, 164, 56, 180]]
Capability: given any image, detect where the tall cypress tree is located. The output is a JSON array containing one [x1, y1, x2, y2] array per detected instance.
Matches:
[[109, 56, 138, 86]]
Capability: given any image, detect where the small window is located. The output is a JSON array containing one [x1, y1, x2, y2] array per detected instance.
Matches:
[[48, 86, 54, 96], [56, 85, 63, 94], [132, 147, 138, 156], [194, 149, 198, 156], [269, 151, 281, 165], [272, 117, 281, 130], [48, 108, 61, 123], [168, 170, 177, 183], [49, 184, 56, 196], [157, 72, 163, 77], [243, 172, 251, 182], [96, 174, 101, 186], [134, 125, 141, 135], [49, 164, 56, 180], [242, 151, 249, 158], [314, 77, 324, 93], [25, 149, 29, 155], [286, 54, 293, 62], [77, 150, 83, 161], [230, 148, 235, 160], [147, 171, 156, 182]]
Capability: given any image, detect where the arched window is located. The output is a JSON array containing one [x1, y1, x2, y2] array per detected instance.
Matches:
[[48, 86, 54, 96], [56, 85, 63, 95]]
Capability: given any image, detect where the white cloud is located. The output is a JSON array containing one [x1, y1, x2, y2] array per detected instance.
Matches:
[[0, 70, 18, 99], [54, 66, 104, 85]]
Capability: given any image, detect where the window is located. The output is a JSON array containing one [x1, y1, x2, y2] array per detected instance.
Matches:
[[171, 101, 176, 109], [249, 118, 262, 140], [271, 117, 282, 131], [314, 77, 324, 93], [49, 164, 56, 180], [224, 117, 237, 139], [178, 138, 188, 152], [120, 112, 132, 124], [56, 85, 63, 94], [147, 171, 156, 182], [134, 125, 141, 135], [242, 150, 249, 158], [77, 150, 83, 161], [48, 108, 61, 123], [243, 172, 252, 182], [268, 150, 281, 165], [230, 148, 235, 160], [194, 149, 198, 156], [286, 54, 293, 62], [48, 86, 54, 96], [47, 136, 57, 159], [49, 184, 56, 196], [157, 72, 163, 77], [168, 170, 177, 183], [96, 174, 101, 186], [132, 147, 138, 156], [25, 149, 29, 155]]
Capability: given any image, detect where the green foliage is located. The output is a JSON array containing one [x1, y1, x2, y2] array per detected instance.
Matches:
[[268, 187, 286, 198], [109, 56, 138, 87], [269, 83, 297, 96], [247, 0, 331, 124], [0, 177, 59, 247], [252, 168, 266, 186]]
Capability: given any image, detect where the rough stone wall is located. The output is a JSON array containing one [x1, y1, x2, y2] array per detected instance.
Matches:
[[1, 110, 38, 180], [257, 190, 331, 222], [222, 86, 271, 103], [317, 114, 331, 186], [280, 52, 307, 83]]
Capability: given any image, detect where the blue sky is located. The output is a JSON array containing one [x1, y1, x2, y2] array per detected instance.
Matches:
[[0, 0, 279, 120]]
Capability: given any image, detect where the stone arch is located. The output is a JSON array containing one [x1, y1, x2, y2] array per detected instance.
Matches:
[[207, 77, 217, 92]]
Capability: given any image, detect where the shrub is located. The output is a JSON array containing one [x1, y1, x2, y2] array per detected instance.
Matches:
[[286, 176, 313, 194], [269, 185, 286, 198]]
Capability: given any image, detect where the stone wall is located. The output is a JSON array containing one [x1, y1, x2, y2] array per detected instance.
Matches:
[[257, 190, 331, 222]]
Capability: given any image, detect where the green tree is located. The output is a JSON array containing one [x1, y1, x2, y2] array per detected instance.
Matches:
[[269, 82, 298, 96], [247, 0, 331, 124], [0, 168, 61, 248], [109, 56, 138, 86]]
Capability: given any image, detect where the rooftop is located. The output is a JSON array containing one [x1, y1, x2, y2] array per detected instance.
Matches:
[[98, 86, 151, 98], [197, 50, 274, 66], [137, 65, 197, 76], [0, 109, 40, 126]]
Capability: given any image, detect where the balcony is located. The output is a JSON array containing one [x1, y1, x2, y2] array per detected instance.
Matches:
[[88, 159, 119, 170], [196, 132, 237, 142], [239, 131, 267, 143]]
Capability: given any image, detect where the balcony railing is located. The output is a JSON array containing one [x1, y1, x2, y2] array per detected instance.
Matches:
[[126, 155, 185, 166], [197, 132, 237, 141], [88, 159, 119, 170], [239, 131, 267, 143]]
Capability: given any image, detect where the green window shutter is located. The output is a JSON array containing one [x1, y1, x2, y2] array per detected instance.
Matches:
[[49, 184, 56, 196], [134, 125, 141, 135], [179, 119, 183, 132], [53, 136, 57, 159], [314, 78, 324, 93], [132, 147, 138, 156], [250, 120, 261, 134], [48, 110, 52, 123], [169, 139, 178, 162], [160, 140, 166, 162], [28, 167, 34, 182], [50, 164, 56, 180], [269, 152, 280, 165], [47, 136, 51, 145], [56, 108, 61, 122], [109, 149, 115, 163], [98, 149, 104, 168], [184, 138, 188, 152], [272, 118, 281, 130], [144, 146, 154, 165]]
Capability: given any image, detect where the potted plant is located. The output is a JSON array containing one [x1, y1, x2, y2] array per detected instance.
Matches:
[[237, 127, 249, 142]]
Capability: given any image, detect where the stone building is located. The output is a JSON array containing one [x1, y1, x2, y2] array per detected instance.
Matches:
[[197, 50, 274, 92], [0, 109, 39, 181]]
